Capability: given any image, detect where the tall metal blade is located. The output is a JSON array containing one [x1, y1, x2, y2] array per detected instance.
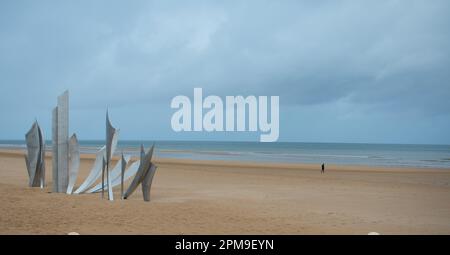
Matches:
[[123, 144, 155, 199], [52, 107, 58, 192], [25, 121, 40, 187], [66, 134, 80, 194], [74, 146, 106, 194], [57, 90, 69, 192]]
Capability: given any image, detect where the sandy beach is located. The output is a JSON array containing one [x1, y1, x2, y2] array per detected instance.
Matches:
[[0, 149, 449, 234]]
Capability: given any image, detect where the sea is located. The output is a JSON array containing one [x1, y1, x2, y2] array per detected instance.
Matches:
[[1, 140, 450, 169]]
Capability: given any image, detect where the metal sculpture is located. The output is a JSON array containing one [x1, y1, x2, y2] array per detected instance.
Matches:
[[57, 90, 69, 192], [103, 111, 119, 201], [25, 121, 45, 188], [51, 91, 83, 194], [52, 107, 58, 192], [142, 164, 157, 202], [25, 90, 161, 202], [66, 134, 80, 194], [52, 90, 70, 192], [87, 160, 140, 193], [73, 146, 106, 194], [123, 145, 157, 201], [86, 155, 130, 193]]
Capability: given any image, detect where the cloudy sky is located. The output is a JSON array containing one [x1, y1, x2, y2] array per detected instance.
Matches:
[[1, 0, 449, 144]]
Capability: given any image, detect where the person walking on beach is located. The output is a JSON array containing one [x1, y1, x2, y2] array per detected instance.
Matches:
[[321, 163, 325, 174]]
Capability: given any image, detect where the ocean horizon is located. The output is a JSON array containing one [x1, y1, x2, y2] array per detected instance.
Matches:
[[1, 140, 449, 169]]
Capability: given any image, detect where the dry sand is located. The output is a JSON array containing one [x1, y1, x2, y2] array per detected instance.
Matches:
[[1, 149, 450, 234]]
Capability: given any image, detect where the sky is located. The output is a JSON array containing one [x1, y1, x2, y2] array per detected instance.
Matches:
[[0, 0, 449, 144]]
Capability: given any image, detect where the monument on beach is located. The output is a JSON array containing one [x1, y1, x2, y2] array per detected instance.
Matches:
[[123, 145, 158, 201], [103, 111, 119, 201], [24, 121, 46, 188], [25, 90, 159, 202], [73, 146, 106, 194], [52, 90, 80, 193], [66, 134, 80, 194]]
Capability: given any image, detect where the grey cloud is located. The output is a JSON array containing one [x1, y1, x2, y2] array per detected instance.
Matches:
[[0, 0, 449, 142]]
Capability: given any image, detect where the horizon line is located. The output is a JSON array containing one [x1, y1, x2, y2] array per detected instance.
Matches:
[[0, 139, 449, 147]]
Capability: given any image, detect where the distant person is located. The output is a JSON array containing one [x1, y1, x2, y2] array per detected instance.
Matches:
[[321, 163, 325, 174]]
